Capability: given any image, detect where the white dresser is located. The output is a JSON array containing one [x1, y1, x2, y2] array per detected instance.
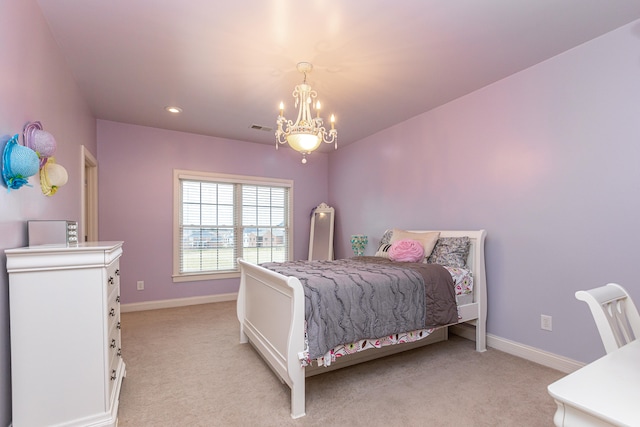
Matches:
[[6, 241, 126, 427]]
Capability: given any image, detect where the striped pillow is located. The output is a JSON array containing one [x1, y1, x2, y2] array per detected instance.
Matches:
[[375, 243, 392, 258]]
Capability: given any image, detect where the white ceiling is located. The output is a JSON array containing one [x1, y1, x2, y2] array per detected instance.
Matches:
[[37, 0, 640, 149]]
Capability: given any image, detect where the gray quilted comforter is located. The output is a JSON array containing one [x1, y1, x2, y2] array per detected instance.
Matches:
[[261, 257, 458, 360]]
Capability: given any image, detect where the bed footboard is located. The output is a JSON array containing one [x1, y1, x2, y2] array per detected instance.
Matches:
[[237, 258, 307, 418]]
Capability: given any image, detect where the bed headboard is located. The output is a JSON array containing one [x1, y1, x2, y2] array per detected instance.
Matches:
[[391, 229, 487, 304]]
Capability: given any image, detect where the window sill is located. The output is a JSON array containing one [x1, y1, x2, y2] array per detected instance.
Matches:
[[172, 271, 240, 282]]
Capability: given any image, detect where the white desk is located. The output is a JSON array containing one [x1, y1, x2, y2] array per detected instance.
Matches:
[[548, 340, 640, 426]]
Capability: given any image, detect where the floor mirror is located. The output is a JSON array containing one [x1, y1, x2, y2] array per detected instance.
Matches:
[[308, 202, 334, 261]]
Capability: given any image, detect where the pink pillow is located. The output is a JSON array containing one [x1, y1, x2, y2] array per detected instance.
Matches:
[[388, 239, 425, 263]]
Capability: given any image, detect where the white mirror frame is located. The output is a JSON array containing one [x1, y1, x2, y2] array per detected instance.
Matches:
[[308, 202, 335, 261]]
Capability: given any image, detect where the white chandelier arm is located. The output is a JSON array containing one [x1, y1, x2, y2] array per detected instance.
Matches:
[[276, 116, 293, 146], [322, 128, 338, 148]]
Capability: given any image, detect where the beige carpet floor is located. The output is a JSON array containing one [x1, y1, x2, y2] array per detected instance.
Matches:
[[117, 301, 564, 426]]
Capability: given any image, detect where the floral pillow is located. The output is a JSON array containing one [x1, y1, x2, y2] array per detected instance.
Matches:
[[388, 239, 425, 263], [389, 229, 440, 259], [427, 236, 471, 268]]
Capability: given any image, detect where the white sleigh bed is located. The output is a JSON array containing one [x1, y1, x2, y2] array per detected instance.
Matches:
[[236, 229, 487, 418]]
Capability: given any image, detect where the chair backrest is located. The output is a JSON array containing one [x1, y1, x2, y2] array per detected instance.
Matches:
[[575, 283, 640, 354]]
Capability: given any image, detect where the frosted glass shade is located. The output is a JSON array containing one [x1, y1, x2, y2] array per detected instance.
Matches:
[[287, 133, 321, 153]]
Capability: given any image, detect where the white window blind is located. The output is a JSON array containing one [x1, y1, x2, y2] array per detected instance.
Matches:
[[241, 185, 288, 265], [173, 170, 292, 282]]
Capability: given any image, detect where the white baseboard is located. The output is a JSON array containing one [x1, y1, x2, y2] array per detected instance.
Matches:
[[122, 295, 583, 374], [121, 293, 237, 313], [450, 323, 584, 374]]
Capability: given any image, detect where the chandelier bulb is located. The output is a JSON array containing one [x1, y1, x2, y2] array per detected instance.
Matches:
[[302, 156, 307, 164]]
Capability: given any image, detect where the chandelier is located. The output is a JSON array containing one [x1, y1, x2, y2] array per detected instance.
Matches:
[[276, 62, 337, 164]]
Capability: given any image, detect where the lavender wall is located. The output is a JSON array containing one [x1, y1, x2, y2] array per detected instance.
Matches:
[[97, 120, 329, 304], [329, 20, 640, 364], [0, 1, 97, 424]]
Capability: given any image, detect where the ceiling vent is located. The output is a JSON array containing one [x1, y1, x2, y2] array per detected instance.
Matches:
[[250, 124, 273, 132]]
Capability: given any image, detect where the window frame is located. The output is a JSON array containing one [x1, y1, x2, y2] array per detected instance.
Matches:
[[172, 169, 294, 282]]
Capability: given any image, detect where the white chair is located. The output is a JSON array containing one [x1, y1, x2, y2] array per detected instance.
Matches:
[[575, 283, 640, 354]]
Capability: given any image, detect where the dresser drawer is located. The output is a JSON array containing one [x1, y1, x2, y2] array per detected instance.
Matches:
[[107, 295, 120, 329], [108, 332, 122, 398], [106, 261, 120, 290]]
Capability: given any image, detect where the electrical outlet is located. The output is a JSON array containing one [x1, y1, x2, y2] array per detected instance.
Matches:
[[137, 280, 144, 291], [541, 314, 552, 331]]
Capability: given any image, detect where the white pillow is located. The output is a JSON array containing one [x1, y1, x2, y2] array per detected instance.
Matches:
[[389, 229, 440, 259]]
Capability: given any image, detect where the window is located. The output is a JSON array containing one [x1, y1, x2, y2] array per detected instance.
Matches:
[[173, 170, 293, 282]]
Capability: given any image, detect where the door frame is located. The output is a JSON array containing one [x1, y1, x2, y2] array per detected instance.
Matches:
[[81, 145, 98, 242]]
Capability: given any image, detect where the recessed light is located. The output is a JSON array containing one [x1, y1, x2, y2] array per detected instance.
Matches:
[[165, 106, 183, 114]]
